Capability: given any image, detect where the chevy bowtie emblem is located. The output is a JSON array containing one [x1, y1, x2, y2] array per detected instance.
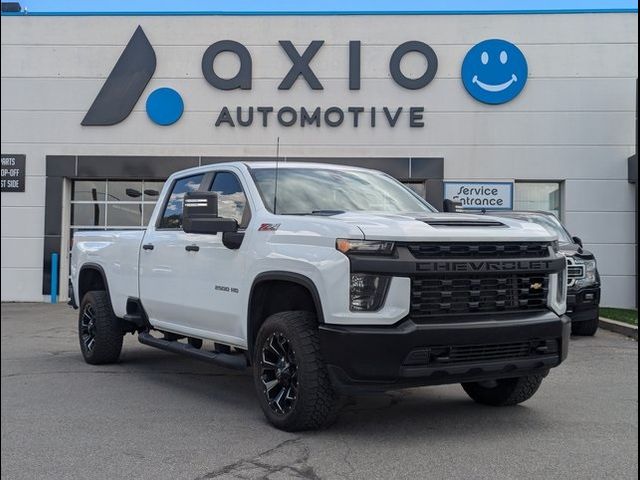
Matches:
[[82, 26, 183, 126], [530, 282, 543, 291]]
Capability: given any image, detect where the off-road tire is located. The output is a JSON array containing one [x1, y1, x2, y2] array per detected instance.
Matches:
[[462, 374, 545, 406], [571, 317, 599, 336], [78, 290, 124, 365], [253, 311, 341, 431]]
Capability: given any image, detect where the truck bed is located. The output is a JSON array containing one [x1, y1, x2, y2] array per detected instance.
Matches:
[[71, 229, 145, 317]]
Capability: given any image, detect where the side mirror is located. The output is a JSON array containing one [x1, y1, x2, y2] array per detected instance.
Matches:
[[443, 199, 462, 213], [182, 192, 238, 235], [572, 236, 583, 247]]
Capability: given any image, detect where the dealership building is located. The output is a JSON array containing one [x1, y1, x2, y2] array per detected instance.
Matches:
[[1, 1, 638, 307]]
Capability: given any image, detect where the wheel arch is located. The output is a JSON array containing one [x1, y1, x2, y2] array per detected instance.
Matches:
[[78, 263, 111, 304], [247, 271, 324, 354]]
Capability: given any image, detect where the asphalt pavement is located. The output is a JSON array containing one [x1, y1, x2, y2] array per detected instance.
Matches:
[[1, 303, 637, 480]]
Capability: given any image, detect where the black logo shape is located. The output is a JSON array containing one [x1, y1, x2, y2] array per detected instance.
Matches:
[[82, 26, 156, 126]]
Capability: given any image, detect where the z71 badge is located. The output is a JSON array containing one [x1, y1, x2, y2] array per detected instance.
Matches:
[[258, 223, 280, 231]]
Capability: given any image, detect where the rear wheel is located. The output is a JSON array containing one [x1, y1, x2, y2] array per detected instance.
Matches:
[[253, 311, 340, 431], [462, 374, 545, 406], [78, 290, 124, 365]]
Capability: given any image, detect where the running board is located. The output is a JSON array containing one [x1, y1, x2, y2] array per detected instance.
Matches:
[[138, 332, 247, 370]]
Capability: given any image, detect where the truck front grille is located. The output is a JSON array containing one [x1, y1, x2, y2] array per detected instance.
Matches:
[[404, 242, 551, 259], [410, 274, 549, 319]]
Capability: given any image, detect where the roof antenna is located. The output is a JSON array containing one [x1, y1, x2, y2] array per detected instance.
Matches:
[[273, 137, 280, 215]]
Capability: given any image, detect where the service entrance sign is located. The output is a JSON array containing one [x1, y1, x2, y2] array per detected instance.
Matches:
[[444, 181, 513, 210], [1, 154, 26, 192]]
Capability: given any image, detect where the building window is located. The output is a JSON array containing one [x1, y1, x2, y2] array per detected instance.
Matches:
[[71, 179, 165, 230], [514, 181, 562, 218]]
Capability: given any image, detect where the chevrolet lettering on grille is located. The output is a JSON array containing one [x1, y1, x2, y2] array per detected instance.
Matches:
[[417, 260, 556, 273]]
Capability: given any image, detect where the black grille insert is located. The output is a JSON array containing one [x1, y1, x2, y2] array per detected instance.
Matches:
[[444, 342, 532, 363], [411, 274, 548, 318], [403, 340, 557, 366], [404, 242, 552, 259]]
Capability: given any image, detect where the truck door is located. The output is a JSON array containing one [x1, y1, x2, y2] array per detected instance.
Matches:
[[138, 173, 207, 331], [178, 170, 251, 346]]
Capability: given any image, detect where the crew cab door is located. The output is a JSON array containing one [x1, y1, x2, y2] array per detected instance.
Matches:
[[178, 169, 252, 346], [139, 168, 252, 347], [138, 172, 208, 332]]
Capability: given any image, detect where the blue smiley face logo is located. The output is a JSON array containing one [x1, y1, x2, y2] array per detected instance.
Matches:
[[462, 39, 528, 105]]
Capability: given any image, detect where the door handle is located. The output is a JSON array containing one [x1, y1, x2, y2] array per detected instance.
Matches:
[[142, 244, 154, 251], [185, 244, 200, 252]]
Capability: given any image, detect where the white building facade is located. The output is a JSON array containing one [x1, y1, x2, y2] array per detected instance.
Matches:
[[1, 5, 638, 306]]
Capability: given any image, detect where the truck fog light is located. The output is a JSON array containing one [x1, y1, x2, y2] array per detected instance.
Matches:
[[350, 274, 391, 312]]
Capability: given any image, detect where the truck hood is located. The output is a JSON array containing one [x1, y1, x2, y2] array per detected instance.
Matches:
[[332, 211, 557, 242]]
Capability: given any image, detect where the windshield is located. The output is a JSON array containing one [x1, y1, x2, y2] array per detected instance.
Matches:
[[508, 213, 573, 243], [251, 167, 437, 215]]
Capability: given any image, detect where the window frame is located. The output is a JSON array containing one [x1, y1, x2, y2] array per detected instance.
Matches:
[[206, 170, 252, 230], [154, 172, 210, 231]]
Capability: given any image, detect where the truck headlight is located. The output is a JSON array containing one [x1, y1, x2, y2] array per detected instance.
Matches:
[[336, 239, 394, 255], [350, 274, 391, 311], [575, 259, 598, 288]]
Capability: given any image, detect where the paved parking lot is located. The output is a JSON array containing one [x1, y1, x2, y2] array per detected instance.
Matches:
[[1, 303, 637, 480]]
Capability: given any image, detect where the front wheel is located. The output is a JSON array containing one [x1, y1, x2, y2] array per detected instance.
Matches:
[[253, 311, 341, 431], [78, 290, 124, 365], [462, 374, 545, 406], [571, 317, 599, 336]]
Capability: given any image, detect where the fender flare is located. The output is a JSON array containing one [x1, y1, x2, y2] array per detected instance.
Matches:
[[247, 271, 325, 352], [78, 262, 111, 304]]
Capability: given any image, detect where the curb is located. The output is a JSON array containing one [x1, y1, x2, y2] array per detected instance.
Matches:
[[599, 317, 638, 340]]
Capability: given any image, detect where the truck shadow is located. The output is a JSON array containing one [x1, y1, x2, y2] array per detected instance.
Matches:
[[329, 390, 554, 440], [119, 345, 555, 439]]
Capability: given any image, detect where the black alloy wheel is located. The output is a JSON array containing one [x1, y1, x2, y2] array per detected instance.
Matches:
[[79, 303, 97, 354], [259, 332, 299, 415], [253, 311, 341, 431]]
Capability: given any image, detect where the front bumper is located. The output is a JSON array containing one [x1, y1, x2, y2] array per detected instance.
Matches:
[[566, 286, 600, 323], [319, 311, 570, 393]]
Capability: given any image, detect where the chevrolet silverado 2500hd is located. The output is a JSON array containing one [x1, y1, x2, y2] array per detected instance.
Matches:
[[70, 162, 569, 431]]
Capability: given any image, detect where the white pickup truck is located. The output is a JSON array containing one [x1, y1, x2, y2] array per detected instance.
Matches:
[[70, 162, 569, 431]]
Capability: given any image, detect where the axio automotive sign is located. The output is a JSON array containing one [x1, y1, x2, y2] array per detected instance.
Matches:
[[82, 26, 529, 128], [444, 182, 514, 210]]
